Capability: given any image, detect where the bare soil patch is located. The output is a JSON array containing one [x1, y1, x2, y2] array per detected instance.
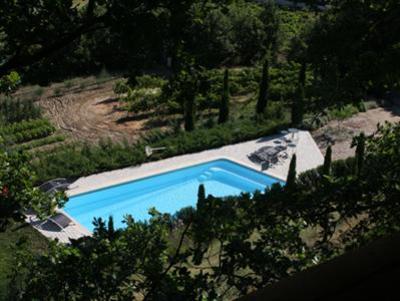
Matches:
[[35, 77, 154, 144], [313, 107, 400, 160]]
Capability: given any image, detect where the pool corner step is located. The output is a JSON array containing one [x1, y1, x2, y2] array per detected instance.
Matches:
[[198, 171, 213, 182]]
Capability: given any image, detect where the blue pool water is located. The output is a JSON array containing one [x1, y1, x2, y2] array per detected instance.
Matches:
[[65, 159, 283, 231]]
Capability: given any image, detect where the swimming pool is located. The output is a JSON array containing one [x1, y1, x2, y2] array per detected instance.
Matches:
[[64, 159, 283, 231]]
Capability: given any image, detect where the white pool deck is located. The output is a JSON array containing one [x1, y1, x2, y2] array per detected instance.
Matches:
[[27, 130, 324, 243]]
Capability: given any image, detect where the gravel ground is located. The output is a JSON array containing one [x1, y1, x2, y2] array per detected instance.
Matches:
[[312, 107, 400, 160]]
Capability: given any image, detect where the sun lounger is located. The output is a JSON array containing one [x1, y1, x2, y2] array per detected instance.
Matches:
[[39, 212, 74, 231], [39, 178, 71, 194]]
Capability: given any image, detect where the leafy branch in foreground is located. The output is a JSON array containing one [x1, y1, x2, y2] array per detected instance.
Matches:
[[0, 151, 67, 232]]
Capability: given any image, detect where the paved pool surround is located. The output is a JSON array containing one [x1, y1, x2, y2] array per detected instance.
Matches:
[[28, 130, 324, 243]]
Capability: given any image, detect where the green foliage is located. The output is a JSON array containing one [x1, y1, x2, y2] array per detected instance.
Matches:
[[303, 103, 361, 131], [0, 0, 280, 83], [0, 97, 42, 124], [322, 145, 332, 176], [188, 0, 279, 66], [353, 132, 366, 177], [286, 154, 297, 190], [292, 84, 305, 126], [11, 123, 400, 299], [291, 62, 306, 126], [184, 94, 195, 132], [0, 72, 21, 95], [53, 87, 62, 96], [33, 86, 44, 97], [63, 79, 73, 89], [0, 152, 66, 231], [328, 104, 360, 121], [197, 184, 206, 206], [135, 75, 167, 89], [0, 119, 55, 145], [173, 206, 195, 224], [277, 9, 316, 54], [124, 88, 162, 114], [0, 223, 48, 300], [113, 80, 130, 95], [33, 117, 289, 182], [96, 67, 110, 80], [12, 135, 65, 152], [218, 69, 230, 124], [306, 0, 400, 102]]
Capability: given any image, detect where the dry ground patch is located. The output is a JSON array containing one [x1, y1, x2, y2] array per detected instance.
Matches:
[[312, 107, 400, 160]]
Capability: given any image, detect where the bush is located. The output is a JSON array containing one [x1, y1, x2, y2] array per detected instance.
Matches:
[[53, 87, 62, 96], [96, 67, 110, 80], [328, 104, 360, 120], [0, 97, 42, 124], [173, 206, 195, 224], [113, 80, 130, 95], [33, 86, 45, 97], [135, 75, 167, 89], [64, 80, 74, 89]]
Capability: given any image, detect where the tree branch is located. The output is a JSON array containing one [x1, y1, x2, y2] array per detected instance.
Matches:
[[0, 14, 107, 78], [143, 220, 192, 301]]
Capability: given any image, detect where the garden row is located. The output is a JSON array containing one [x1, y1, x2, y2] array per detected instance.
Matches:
[[13, 135, 65, 152], [0, 119, 55, 145], [0, 97, 42, 124]]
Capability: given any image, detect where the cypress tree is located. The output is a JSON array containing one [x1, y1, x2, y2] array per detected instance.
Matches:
[[198, 184, 206, 205], [182, 66, 198, 132], [323, 145, 332, 175], [292, 62, 306, 126], [286, 154, 297, 190], [193, 184, 207, 265], [256, 57, 269, 115], [355, 133, 365, 176], [107, 216, 115, 238], [218, 69, 230, 124]]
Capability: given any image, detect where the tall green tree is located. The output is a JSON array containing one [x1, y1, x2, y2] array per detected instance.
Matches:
[[306, 0, 400, 102], [256, 57, 270, 115], [187, 0, 279, 66], [167, 61, 200, 132], [354, 132, 366, 176], [286, 154, 297, 191], [218, 69, 230, 124], [322, 145, 332, 176], [291, 62, 306, 126], [197, 184, 206, 206]]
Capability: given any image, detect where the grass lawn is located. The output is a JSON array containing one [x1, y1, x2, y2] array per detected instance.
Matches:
[[0, 223, 48, 300]]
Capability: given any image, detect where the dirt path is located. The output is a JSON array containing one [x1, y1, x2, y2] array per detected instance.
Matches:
[[312, 107, 400, 160], [38, 79, 149, 143]]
